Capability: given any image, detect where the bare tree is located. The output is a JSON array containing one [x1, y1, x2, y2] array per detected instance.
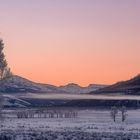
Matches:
[[3, 67, 12, 78], [120, 106, 127, 122], [0, 39, 7, 79], [110, 106, 118, 122], [0, 39, 12, 80]]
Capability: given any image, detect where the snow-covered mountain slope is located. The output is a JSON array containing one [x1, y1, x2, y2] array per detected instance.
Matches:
[[92, 74, 140, 95], [59, 83, 107, 94], [0, 75, 64, 93], [0, 75, 107, 94]]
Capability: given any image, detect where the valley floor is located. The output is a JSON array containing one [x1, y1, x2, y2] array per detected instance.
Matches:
[[1, 108, 140, 139]]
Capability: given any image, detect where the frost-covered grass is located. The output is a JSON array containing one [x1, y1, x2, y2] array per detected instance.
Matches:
[[1, 108, 140, 139]]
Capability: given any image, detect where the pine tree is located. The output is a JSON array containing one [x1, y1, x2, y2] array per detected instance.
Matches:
[[0, 39, 11, 79]]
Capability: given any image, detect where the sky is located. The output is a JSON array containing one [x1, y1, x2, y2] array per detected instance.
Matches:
[[0, 0, 140, 86]]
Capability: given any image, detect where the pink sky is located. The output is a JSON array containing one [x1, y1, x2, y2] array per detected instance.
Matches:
[[0, 0, 140, 86]]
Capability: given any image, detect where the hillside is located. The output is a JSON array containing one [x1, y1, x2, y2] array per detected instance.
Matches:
[[59, 83, 106, 94], [0, 75, 105, 93], [92, 74, 140, 95], [0, 75, 63, 93]]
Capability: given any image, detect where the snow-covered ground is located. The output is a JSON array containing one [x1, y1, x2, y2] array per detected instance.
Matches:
[[1, 108, 140, 139]]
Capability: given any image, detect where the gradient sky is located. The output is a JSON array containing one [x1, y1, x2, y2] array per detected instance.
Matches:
[[0, 0, 140, 86]]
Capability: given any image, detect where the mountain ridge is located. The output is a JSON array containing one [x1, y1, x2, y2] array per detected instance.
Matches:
[[0, 75, 64, 93], [59, 83, 107, 94], [0, 75, 106, 93], [91, 74, 140, 95]]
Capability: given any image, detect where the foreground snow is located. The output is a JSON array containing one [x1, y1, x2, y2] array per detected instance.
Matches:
[[1, 108, 140, 139]]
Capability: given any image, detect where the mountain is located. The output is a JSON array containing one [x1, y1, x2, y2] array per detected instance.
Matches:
[[0, 75, 63, 93], [59, 83, 107, 94], [0, 75, 106, 94], [91, 74, 140, 95]]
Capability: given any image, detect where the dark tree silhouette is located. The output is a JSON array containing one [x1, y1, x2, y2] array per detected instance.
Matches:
[[120, 106, 127, 122], [0, 39, 12, 79], [110, 106, 118, 122]]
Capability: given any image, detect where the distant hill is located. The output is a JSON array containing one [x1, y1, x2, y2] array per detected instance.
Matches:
[[0, 75, 106, 93], [91, 74, 140, 95], [0, 75, 63, 93], [59, 83, 107, 94]]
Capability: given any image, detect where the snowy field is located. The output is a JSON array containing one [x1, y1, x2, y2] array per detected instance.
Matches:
[[1, 108, 140, 139]]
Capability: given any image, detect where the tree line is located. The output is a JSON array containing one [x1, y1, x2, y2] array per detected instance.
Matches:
[[16, 109, 78, 119], [110, 106, 127, 122]]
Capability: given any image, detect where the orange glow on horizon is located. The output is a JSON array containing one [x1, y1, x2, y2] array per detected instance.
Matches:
[[1, 0, 140, 86]]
